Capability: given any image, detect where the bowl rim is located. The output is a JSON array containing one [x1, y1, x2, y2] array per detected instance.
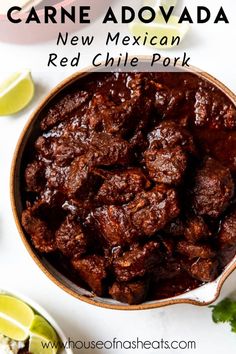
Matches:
[[0, 288, 73, 353], [10, 57, 236, 311]]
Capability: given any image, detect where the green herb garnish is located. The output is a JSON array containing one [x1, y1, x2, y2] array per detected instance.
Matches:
[[210, 298, 236, 333]]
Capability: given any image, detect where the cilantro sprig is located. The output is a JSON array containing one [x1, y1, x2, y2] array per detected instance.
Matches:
[[210, 298, 236, 333]]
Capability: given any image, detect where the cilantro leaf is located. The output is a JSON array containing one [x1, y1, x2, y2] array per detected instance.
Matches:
[[230, 318, 236, 333], [210, 298, 236, 323]]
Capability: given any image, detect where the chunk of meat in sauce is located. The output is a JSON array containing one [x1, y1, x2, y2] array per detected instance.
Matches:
[[89, 132, 132, 166], [109, 279, 149, 305], [96, 168, 151, 205], [72, 255, 107, 296], [39, 188, 66, 208], [153, 257, 182, 280], [22, 204, 56, 253], [194, 86, 236, 129], [184, 216, 211, 243], [35, 128, 88, 163], [113, 241, 160, 282], [127, 185, 180, 236], [45, 164, 70, 190], [192, 157, 234, 218], [48, 137, 86, 166], [63, 133, 132, 197], [92, 205, 138, 247], [87, 74, 153, 135], [145, 146, 187, 185], [25, 161, 45, 192], [177, 240, 216, 259], [40, 91, 90, 130], [218, 210, 236, 247], [53, 139, 84, 166], [64, 154, 93, 196], [62, 198, 95, 220], [64, 153, 107, 198], [152, 81, 185, 119], [189, 258, 219, 282], [147, 121, 195, 154], [55, 216, 88, 258]]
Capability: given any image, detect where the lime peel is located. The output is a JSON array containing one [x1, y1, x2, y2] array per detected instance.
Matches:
[[29, 315, 59, 354]]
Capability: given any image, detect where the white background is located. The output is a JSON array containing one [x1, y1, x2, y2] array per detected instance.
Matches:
[[0, 0, 236, 353]]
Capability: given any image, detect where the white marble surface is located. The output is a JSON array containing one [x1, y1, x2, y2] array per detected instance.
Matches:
[[0, 1, 236, 353]]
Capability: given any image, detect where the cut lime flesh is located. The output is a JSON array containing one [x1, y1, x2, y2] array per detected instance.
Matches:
[[0, 317, 28, 341], [0, 295, 34, 341], [0, 73, 20, 93], [0, 70, 34, 116], [0, 295, 34, 328]]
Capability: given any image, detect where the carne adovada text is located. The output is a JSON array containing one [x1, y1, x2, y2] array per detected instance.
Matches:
[[21, 71, 236, 305]]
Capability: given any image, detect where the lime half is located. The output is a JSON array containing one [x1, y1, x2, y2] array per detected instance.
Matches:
[[0, 295, 34, 341], [29, 315, 59, 354], [129, 16, 189, 49], [0, 70, 34, 116]]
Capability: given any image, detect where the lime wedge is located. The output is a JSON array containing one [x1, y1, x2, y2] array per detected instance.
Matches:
[[0, 317, 28, 341], [29, 315, 59, 354], [0, 295, 34, 341], [0, 70, 34, 116], [129, 16, 189, 49]]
